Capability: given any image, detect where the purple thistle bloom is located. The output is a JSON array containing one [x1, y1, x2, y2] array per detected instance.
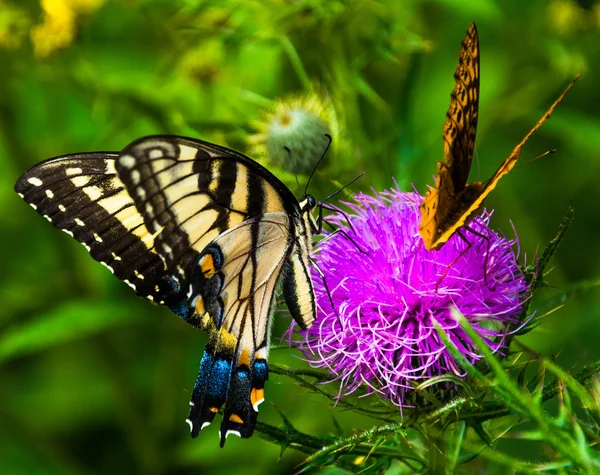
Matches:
[[286, 187, 529, 407]]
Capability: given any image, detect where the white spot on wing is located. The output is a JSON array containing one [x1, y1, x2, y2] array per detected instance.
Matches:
[[27, 177, 43, 187], [111, 252, 122, 261], [72, 176, 91, 187], [58, 204, 66, 212], [94, 233, 103, 243], [225, 430, 242, 440], [74, 218, 85, 227], [131, 170, 141, 185], [134, 270, 144, 280], [45, 189, 54, 199], [145, 203, 154, 216], [119, 154, 136, 169], [66, 167, 83, 176], [201, 422, 211, 430], [62, 229, 74, 237], [105, 161, 116, 174], [100, 262, 114, 274], [253, 398, 264, 412], [43, 215, 52, 222], [30, 203, 37, 210], [17, 193, 24, 198], [124, 279, 136, 291], [137, 187, 146, 200], [149, 149, 164, 159], [185, 419, 193, 433]]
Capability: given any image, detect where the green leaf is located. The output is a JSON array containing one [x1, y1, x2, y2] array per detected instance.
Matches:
[[0, 300, 143, 363]]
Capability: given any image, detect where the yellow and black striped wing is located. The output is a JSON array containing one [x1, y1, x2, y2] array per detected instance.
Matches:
[[114, 135, 295, 283], [14, 153, 179, 303], [15, 134, 318, 446], [112, 136, 317, 444]]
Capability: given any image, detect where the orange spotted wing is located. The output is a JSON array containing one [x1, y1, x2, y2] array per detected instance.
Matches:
[[419, 23, 579, 250]]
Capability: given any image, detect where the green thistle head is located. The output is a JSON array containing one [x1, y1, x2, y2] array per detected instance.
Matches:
[[249, 94, 333, 174]]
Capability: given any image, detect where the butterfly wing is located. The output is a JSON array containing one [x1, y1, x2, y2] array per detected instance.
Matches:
[[422, 74, 579, 250], [14, 153, 179, 303], [113, 135, 296, 280], [112, 136, 315, 444], [420, 23, 480, 250], [453, 73, 581, 222], [15, 135, 318, 446], [443, 22, 480, 191], [186, 213, 295, 445]]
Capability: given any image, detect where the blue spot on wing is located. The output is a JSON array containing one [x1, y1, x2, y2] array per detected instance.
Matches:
[[206, 359, 231, 399], [252, 360, 268, 387], [167, 299, 192, 320], [188, 349, 234, 438]]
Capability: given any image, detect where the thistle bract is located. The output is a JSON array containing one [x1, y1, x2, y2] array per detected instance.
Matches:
[[287, 188, 528, 406], [249, 94, 332, 173]]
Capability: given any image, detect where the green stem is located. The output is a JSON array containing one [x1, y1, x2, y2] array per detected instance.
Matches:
[[279, 35, 312, 92]]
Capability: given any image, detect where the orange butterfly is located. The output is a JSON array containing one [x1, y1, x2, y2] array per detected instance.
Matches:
[[420, 23, 579, 251]]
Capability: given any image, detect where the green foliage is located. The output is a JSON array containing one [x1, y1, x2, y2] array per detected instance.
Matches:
[[1, 0, 599, 474]]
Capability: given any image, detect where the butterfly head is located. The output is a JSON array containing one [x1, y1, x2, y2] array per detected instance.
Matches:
[[300, 194, 318, 213]]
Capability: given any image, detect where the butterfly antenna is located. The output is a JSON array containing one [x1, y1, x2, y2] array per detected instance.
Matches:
[[317, 173, 364, 237], [284, 146, 300, 187], [321, 172, 364, 204], [475, 146, 481, 181], [305, 134, 332, 196], [514, 149, 556, 170]]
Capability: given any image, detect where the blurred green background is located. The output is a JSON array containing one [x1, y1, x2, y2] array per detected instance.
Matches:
[[1, 0, 598, 473]]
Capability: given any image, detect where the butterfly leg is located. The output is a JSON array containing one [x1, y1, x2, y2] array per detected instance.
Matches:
[[435, 225, 492, 291], [462, 224, 492, 287], [435, 230, 473, 292], [318, 202, 360, 237], [320, 221, 367, 255], [309, 255, 337, 314]]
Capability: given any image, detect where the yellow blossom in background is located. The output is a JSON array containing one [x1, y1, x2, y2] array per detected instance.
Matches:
[[179, 39, 225, 85], [548, 0, 599, 34], [31, 0, 105, 57]]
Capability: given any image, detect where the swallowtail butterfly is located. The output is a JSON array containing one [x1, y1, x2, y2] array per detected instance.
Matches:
[[15, 135, 319, 446]]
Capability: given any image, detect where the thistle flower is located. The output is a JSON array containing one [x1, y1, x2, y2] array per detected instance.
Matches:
[[287, 188, 528, 407], [248, 93, 333, 173]]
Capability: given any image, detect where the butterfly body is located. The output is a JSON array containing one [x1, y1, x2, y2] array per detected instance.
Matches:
[[15, 135, 317, 446], [419, 23, 578, 251]]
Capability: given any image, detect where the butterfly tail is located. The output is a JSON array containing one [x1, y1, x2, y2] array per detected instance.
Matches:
[[218, 349, 268, 447], [187, 342, 231, 437], [187, 335, 269, 447]]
